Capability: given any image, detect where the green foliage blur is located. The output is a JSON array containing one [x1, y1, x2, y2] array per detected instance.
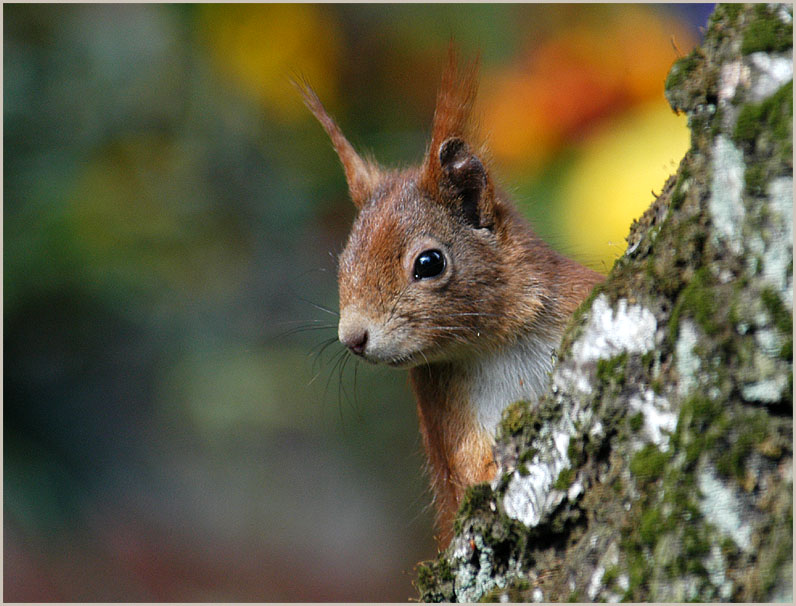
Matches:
[[4, 4, 713, 601]]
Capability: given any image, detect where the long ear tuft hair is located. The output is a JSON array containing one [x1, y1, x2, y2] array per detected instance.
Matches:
[[294, 78, 381, 208], [420, 44, 481, 194]]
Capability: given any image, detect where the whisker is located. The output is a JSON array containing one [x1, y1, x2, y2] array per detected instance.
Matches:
[[387, 285, 410, 324], [309, 336, 342, 365], [418, 349, 431, 369], [324, 348, 350, 406], [308, 337, 343, 384], [275, 323, 338, 340], [302, 299, 340, 318], [351, 358, 364, 421]]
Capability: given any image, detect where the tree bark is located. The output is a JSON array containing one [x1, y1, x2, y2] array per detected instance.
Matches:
[[416, 4, 793, 602]]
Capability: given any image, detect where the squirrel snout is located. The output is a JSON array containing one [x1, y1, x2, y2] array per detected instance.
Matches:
[[342, 327, 368, 356], [339, 313, 369, 356]]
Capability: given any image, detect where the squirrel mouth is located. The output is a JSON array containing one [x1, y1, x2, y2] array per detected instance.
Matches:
[[385, 356, 415, 368], [356, 349, 425, 369], [383, 350, 431, 368]]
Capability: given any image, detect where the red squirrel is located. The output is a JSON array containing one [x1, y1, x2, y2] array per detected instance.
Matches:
[[298, 48, 604, 547]]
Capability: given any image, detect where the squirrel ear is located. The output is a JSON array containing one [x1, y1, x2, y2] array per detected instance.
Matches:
[[295, 80, 380, 208], [438, 137, 489, 228]]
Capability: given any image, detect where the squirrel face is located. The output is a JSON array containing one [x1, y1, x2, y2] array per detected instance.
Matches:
[[336, 156, 509, 367], [297, 51, 548, 368]]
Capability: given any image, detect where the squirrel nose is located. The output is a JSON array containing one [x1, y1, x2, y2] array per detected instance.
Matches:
[[341, 328, 368, 356]]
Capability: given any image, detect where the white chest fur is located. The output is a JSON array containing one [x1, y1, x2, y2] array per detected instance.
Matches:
[[464, 334, 559, 436]]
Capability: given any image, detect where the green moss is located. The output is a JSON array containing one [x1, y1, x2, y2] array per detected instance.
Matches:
[[628, 412, 644, 432], [744, 163, 767, 195], [416, 558, 455, 602], [499, 400, 531, 436], [715, 409, 770, 479], [518, 446, 539, 466], [623, 541, 649, 600], [596, 352, 629, 386], [630, 444, 669, 485], [741, 4, 793, 55], [601, 565, 620, 588], [720, 3, 742, 23], [620, 403, 722, 599], [553, 467, 576, 491], [665, 49, 701, 92], [682, 526, 711, 561], [734, 80, 793, 156], [677, 393, 777, 482], [482, 577, 531, 602], [760, 287, 793, 335], [639, 507, 666, 546], [668, 267, 719, 342], [759, 287, 794, 361], [417, 558, 453, 585], [675, 395, 725, 466], [567, 438, 585, 468], [454, 483, 494, 534], [670, 176, 688, 210]]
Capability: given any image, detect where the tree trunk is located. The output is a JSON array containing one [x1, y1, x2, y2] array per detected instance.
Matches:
[[416, 4, 793, 602]]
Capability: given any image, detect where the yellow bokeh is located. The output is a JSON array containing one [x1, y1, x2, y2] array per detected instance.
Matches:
[[558, 101, 690, 271], [199, 4, 342, 121]]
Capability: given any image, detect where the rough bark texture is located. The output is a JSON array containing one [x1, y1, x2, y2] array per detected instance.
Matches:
[[415, 4, 793, 602]]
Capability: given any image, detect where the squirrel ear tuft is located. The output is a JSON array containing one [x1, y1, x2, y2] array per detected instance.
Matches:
[[420, 45, 493, 227], [438, 137, 488, 228], [294, 79, 380, 208]]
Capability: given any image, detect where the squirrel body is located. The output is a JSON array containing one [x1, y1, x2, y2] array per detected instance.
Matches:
[[299, 49, 603, 546]]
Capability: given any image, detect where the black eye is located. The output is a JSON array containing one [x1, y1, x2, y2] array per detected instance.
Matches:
[[413, 249, 446, 280]]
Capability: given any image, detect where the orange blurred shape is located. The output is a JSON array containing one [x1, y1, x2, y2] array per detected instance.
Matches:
[[199, 4, 343, 122], [482, 6, 697, 174]]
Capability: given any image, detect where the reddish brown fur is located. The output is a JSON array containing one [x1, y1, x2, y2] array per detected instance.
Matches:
[[294, 79, 381, 207], [420, 46, 481, 196], [301, 48, 604, 548], [411, 364, 497, 546]]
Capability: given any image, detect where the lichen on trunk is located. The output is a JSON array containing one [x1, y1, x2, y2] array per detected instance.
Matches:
[[415, 4, 792, 602]]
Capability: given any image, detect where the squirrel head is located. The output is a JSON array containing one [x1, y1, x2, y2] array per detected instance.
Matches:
[[300, 47, 541, 366]]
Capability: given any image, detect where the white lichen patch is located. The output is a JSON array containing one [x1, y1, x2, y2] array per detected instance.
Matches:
[[502, 430, 571, 528], [697, 467, 753, 552], [627, 389, 678, 451], [709, 135, 746, 255], [741, 375, 789, 403], [587, 564, 606, 601], [675, 319, 701, 397], [755, 326, 785, 357], [704, 542, 734, 600], [717, 59, 752, 132], [747, 52, 794, 103], [571, 295, 657, 363], [568, 479, 584, 502], [554, 364, 593, 395], [451, 533, 508, 603], [777, 3, 793, 24], [719, 60, 750, 104], [762, 177, 794, 308], [586, 540, 621, 601]]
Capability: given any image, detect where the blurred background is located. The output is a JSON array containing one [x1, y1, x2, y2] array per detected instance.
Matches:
[[5, 4, 713, 601]]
